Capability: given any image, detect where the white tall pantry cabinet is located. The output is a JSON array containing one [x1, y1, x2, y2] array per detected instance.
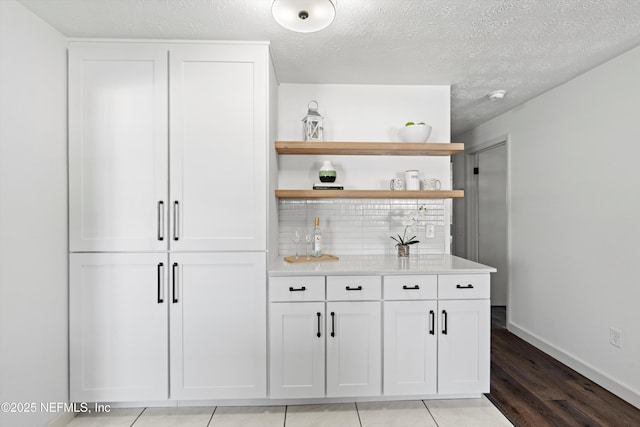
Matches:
[[68, 41, 273, 402]]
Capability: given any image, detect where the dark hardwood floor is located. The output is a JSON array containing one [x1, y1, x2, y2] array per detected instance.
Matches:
[[486, 306, 640, 427]]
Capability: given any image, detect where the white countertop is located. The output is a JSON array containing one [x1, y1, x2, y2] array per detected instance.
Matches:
[[269, 254, 496, 276]]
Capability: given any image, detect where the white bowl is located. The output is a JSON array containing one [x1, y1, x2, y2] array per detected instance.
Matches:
[[399, 124, 432, 142]]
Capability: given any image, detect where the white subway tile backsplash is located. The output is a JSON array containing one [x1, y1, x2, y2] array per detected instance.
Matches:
[[279, 199, 446, 256]]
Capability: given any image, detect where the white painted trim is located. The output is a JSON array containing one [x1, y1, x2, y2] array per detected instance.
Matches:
[[508, 321, 640, 409], [91, 393, 484, 409], [67, 38, 271, 45], [46, 412, 76, 427], [464, 134, 511, 316]]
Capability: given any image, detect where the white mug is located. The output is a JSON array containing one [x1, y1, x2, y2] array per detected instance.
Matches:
[[422, 178, 441, 190], [390, 178, 405, 191], [405, 170, 420, 190]]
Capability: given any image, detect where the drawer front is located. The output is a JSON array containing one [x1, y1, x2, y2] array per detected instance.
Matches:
[[327, 276, 381, 301], [438, 274, 490, 300], [383, 275, 437, 300], [269, 276, 325, 302]]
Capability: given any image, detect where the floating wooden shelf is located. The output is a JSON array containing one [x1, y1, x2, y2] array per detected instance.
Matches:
[[275, 190, 464, 199], [275, 141, 464, 156]]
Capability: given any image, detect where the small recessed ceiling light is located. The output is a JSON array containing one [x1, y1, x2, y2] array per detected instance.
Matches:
[[272, 0, 336, 33], [488, 90, 506, 101]]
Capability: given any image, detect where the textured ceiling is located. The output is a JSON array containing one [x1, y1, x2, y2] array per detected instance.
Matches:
[[16, 0, 640, 136]]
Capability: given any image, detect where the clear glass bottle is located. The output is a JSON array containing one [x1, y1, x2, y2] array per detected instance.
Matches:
[[312, 217, 322, 257]]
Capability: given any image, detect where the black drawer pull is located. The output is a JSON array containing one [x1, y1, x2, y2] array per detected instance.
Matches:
[[289, 286, 306, 292], [429, 310, 435, 335], [172, 262, 179, 303], [316, 312, 322, 338], [442, 310, 448, 335], [157, 262, 164, 304], [456, 284, 474, 289], [330, 312, 336, 337], [403, 285, 420, 290], [345, 285, 362, 291]]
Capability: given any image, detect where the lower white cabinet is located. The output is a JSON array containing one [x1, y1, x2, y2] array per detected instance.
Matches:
[[170, 252, 266, 399], [269, 273, 490, 400], [70, 253, 169, 402], [269, 302, 325, 399], [326, 301, 381, 397], [70, 252, 266, 402], [383, 300, 437, 395], [437, 299, 490, 394], [269, 276, 382, 398]]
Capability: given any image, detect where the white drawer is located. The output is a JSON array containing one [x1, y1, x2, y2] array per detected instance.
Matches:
[[269, 276, 325, 302], [327, 275, 381, 301], [383, 275, 437, 300], [438, 274, 490, 300]]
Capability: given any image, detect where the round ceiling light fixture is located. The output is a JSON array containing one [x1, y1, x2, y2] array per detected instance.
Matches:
[[272, 0, 336, 33], [488, 90, 506, 101]]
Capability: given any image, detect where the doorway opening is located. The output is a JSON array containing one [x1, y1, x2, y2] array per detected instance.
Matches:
[[466, 136, 509, 309]]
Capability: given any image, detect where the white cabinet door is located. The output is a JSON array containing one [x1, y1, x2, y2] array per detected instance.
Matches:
[[169, 45, 267, 251], [326, 302, 381, 397], [269, 303, 325, 398], [169, 252, 266, 399], [69, 44, 168, 252], [437, 299, 490, 394], [383, 301, 437, 396], [69, 253, 168, 402]]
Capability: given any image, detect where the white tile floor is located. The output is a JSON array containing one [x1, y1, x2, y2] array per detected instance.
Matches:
[[65, 396, 513, 427]]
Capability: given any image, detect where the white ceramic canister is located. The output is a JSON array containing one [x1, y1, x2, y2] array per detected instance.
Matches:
[[405, 170, 420, 190]]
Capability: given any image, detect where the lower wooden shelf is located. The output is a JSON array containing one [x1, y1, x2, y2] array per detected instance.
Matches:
[[275, 190, 464, 199]]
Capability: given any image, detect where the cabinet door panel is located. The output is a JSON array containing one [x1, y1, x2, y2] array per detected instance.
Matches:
[[326, 301, 381, 397], [69, 45, 168, 252], [383, 301, 437, 395], [269, 303, 325, 398], [438, 299, 490, 394], [169, 252, 266, 399], [169, 45, 267, 251], [69, 253, 168, 402]]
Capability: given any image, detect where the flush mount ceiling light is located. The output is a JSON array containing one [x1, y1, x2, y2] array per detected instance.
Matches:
[[488, 90, 506, 101], [272, 0, 336, 33]]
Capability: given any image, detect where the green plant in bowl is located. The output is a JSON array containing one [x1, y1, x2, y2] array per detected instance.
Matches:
[[400, 121, 432, 142]]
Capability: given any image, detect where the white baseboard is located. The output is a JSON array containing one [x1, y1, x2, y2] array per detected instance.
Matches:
[[508, 321, 640, 409], [47, 411, 76, 427]]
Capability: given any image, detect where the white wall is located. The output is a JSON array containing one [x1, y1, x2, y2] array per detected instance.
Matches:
[[276, 84, 453, 256], [457, 44, 640, 408], [0, 1, 69, 426]]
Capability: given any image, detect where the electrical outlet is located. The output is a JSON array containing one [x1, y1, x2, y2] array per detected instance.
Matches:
[[426, 224, 435, 239], [609, 327, 622, 348]]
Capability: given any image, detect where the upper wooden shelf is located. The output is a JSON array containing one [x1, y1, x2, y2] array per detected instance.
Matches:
[[275, 141, 464, 156], [275, 190, 464, 199]]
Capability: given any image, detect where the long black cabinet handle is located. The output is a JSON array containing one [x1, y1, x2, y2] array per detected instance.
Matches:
[[157, 201, 164, 241], [345, 285, 362, 291], [456, 284, 474, 289], [403, 285, 420, 290], [316, 312, 322, 338], [289, 286, 306, 292], [442, 310, 448, 335], [157, 263, 164, 303], [172, 262, 179, 303], [330, 312, 335, 337], [173, 201, 180, 241], [429, 310, 435, 335]]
